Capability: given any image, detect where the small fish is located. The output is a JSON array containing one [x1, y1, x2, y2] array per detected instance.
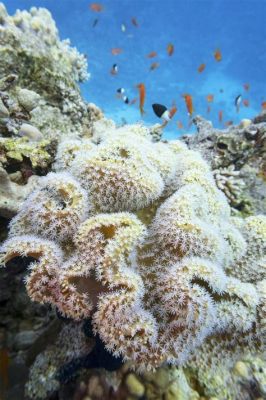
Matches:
[[177, 121, 183, 129], [123, 96, 129, 104], [152, 103, 168, 118], [167, 43, 174, 56], [129, 97, 137, 105], [235, 94, 242, 112], [243, 99, 249, 107], [92, 18, 98, 27], [261, 101, 266, 110], [131, 17, 139, 27], [243, 83, 250, 91], [152, 103, 177, 128], [136, 83, 146, 116], [90, 3, 103, 12], [198, 63, 206, 73], [147, 51, 157, 58], [206, 94, 214, 103], [121, 23, 126, 32], [207, 105, 211, 113], [111, 48, 123, 55], [214, 48, 222, 62], [110, 63, 118, 75], [150, 62, 160, 71], [182, 94, 194, 116], [218, 110, 223, 122], [117, 88, 125, 94], [169, 103, 177, 119], [219, 88, 224, 93], [225, 120, 233, 126]]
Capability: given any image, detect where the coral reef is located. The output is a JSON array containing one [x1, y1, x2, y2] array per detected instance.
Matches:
[[1, 122, 265, 385], [183, 115, 266, 215], [0, 3, 88, 132], [0, 4, 265, 400]]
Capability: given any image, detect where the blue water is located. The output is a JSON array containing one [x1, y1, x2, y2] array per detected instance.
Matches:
[[5, 0, 266, 139]]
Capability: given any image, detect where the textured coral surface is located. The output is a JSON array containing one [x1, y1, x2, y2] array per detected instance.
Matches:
[[1, 122, 265, 381], [0, 4, 265, 400]]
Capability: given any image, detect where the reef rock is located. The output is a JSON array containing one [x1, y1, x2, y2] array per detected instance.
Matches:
[[183, 115, 266, 215]]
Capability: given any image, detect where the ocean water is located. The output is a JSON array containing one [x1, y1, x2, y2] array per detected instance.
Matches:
[[5, 0, 266, 139]]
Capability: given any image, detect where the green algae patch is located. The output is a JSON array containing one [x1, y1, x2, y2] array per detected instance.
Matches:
[[0, 137, 52, 168]]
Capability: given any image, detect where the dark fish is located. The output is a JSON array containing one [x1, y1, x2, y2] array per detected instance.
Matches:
[[235, 94, 242, 112], [117, 88, 125, 94], [110, 64, 118, 75], [123, 96, 129, 104], [92, 18, 98, 27], [152, 103, 177, 128], [152, 103, 167, 118], [131, 17, 138, 27]]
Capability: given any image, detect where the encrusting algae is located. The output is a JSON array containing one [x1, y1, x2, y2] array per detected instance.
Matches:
[[0, 3, 265, 400]]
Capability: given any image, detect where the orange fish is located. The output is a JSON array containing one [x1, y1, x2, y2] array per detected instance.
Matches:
[[177, 121, 183, 129], [90, 3, 103, 12], [182, 94, 194, 116], [225, 120, 233, 127], [207, 105, 211, 113], [0, 348, 9, 394], [169, 103, 177, 119], [243, 99, 249, 107], [243, 83, 250, 91], [150, 62, 159, 71], [111, 48, 123, 55], [261, 101, 266, 109], [147, 51, 157, 58], [218, 110, 223, 122], [198, 63, 206, 73], [136, 83, 146, 116], [159, 103, 177, 128], [167, 43, 174, 56], [206, 94, 214, 103], [214, 49, 222, 62], [131, 17, 138, 27]]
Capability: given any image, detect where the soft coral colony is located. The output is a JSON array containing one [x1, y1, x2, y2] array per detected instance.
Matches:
[[0, 122, 265, 373]]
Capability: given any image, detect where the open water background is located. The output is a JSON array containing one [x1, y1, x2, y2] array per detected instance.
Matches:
[[5, 0, 266, 138]]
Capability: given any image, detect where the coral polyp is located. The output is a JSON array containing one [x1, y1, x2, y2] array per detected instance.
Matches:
[[9, 172, 89, 242], [0, 122, 265, 375]]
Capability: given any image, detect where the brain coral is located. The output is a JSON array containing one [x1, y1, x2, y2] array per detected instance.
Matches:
[[0, 123, 265, 373]]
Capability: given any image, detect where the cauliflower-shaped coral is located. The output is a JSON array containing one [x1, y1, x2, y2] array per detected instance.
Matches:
[[70, 135, 165, 212], [0, 123, 265, 375]]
